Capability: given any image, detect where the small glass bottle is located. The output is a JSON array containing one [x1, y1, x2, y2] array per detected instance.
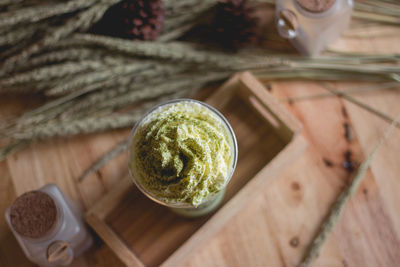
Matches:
[[5, 184, 93, 266], [128, 99, 238, 218], [276, 0, 353, 56]]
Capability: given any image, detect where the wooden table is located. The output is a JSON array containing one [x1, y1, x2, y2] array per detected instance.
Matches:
[[1, 25, 399, 267]]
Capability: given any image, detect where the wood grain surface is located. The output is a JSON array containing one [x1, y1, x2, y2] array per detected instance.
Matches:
[[1, 23, 400, 267]]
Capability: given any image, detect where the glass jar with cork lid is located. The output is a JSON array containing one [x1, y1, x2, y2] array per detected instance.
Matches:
[[5, 184, 93, 266], [276, 0, 353, 56]]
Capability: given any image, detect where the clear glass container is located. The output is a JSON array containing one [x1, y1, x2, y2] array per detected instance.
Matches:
[[5, 184, 93, 266], [128, 99, 238, 218], [276, 0, 353, 56]]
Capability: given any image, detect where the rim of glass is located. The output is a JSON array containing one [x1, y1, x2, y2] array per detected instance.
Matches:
[[127, 98, 238, 208]]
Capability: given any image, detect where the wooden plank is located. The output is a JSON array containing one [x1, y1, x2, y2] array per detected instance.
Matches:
[[86, 213, 144, 267], [262, 80, 400, 267], [88, 177, 132, 220]]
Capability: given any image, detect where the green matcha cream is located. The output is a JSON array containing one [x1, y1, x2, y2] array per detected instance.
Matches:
[[128, 99, 237, 217]]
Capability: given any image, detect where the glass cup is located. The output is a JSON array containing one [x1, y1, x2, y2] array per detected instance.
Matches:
[[128, 99, 238, 218]]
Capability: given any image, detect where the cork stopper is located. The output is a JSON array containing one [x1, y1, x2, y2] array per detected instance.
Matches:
[[295, 0, 336, 13], [10, 191, 58, 239]]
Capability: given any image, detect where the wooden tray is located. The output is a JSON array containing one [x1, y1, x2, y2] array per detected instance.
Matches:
[[85, 72, 307, 267]]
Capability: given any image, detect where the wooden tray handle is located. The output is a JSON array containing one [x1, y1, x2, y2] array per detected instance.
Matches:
[[238, 72, 301, 142]]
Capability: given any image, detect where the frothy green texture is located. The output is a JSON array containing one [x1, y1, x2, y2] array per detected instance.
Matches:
[[130, 101, 234, 207]]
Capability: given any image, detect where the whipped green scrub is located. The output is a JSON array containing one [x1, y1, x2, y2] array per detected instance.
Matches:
[[129, 100, 235, 207]]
